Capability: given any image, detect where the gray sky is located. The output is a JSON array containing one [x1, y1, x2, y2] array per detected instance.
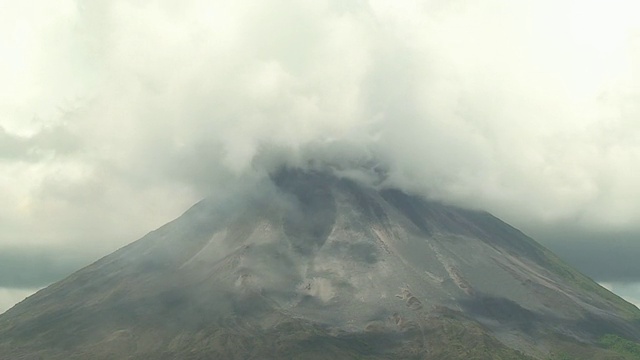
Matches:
[[1, 0, 640, 311]]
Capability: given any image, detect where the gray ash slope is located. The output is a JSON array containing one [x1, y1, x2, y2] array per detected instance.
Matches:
[[1, 169, 639, 359]]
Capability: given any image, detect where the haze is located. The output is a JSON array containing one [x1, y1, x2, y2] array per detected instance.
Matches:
[[1, 0, 639, 311]]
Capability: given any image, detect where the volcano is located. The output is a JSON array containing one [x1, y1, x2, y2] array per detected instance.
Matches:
[[1, 169, 639, 359]]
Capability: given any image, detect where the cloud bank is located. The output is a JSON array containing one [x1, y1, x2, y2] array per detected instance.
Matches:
[[1, 1, 640, 273]]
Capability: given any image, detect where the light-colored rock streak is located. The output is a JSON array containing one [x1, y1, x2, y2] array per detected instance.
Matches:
[[179, 230, 228, 269], [427, 237, 475, 296]]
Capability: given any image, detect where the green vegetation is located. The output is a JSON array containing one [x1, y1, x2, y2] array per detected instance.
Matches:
[[423, 310, 536, 360], [599, 334, 640, 359]]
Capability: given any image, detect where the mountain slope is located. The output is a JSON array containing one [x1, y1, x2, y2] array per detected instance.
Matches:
[[0, 169, 638, 359]]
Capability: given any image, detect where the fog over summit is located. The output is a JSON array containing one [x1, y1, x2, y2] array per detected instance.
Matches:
[[1, 0, 640, 309]]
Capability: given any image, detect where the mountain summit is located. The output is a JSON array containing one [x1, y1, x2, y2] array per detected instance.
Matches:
[[1, 169, 639, 359]]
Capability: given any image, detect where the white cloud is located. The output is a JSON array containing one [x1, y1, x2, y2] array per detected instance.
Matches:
[[1, 0, 640, 267]]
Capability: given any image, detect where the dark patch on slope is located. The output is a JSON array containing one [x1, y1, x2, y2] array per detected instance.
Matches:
[[575, 313, 640, 341], [460, 295, 538, 333], [460, 294, 640, 343], [380, 189, 432, 235], [273, 169, 337, 255]]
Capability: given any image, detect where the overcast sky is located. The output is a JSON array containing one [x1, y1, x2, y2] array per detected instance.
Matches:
[[1, 0, 640, 312]]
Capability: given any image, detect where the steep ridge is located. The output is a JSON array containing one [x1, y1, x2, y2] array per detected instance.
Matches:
[[0, 169, 638, 359]]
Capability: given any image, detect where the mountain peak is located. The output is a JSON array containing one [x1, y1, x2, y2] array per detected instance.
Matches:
[[1, 169, 639, 359]]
